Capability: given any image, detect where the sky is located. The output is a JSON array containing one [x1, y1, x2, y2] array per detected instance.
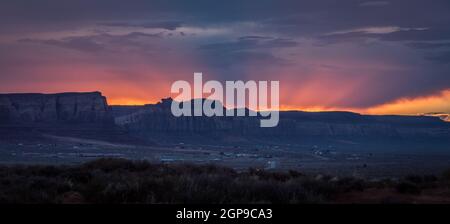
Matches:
[[0, 0, 449, 116]]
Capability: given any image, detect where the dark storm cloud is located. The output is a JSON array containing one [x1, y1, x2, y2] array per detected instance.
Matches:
[[359, 1, 390, 7], [318, 28, 450, 45], [381, 28, 450, 42], [19, 32, 163, 53], [1, 0, 450, 109], [199, 37, 298, 51], [100, 21, 183, 30], [238, 36, 272, 40], [201, 51, 288, 69], [198, 37, 296, 68], [317, 26, 450, 65], [425, 51, 450, 64], [317, 31, 378, 45], [406, 42, 450, 50], [19, 38, 106, 52], [2, 0, 450, 37]]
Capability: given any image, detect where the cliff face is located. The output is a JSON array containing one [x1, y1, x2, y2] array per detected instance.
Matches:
[[0, 92, 112, 123], [113, 99, 450, 140], [4, 91, 444, 139]]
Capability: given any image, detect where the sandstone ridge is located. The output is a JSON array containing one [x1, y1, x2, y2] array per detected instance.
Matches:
[[0, 92, 111, 123]]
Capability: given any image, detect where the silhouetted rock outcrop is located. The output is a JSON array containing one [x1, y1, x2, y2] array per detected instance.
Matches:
[[2, 92, 448, 140], [112, 98, 450, 140], [0, 92, 112, 123]]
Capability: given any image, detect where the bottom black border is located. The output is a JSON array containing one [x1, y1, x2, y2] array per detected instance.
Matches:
[[1, 204, 448, 223]]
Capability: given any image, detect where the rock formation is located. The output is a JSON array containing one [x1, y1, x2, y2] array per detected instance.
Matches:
[[0, 92, 112, 123], [112, 98, 450, 140], [1, 92, 448, 140]]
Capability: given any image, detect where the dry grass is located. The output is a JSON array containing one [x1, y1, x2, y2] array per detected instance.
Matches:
[[0, 158, 448, 204]]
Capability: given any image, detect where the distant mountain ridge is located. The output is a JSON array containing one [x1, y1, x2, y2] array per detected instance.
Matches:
[[112, 98, 450, 140], [1, 92, 449, 141]]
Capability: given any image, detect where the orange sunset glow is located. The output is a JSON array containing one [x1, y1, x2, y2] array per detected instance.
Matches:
[[103, 88, 450, 118], [0, 0, 449, 119], [3, 0, 450, 207]]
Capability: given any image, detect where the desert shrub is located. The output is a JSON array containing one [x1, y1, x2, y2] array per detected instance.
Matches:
[[396, 181, 421, 195], [300, 178, 337, 200], [402, 174, 439, 189], [288, 170, 304, 178], [62, 169, 92, 183], [82, 158, 135, 172], [405, 175, 424, 184], [371, 178, 396, 189], [424, 175, 438, 182], [0, 159, 331, 203], [336, 177, 365, 192], [442, 169, 450, 181], [2, 158, 447, 204]]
